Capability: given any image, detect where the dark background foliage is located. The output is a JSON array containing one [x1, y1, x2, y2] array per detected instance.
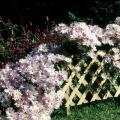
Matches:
[[0, 0, 120, 27]]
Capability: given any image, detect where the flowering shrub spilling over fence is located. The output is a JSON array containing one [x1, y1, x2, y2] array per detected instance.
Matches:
[[53, 17, 120, 69], [53, 17, 120, 115], [1, 17, 120, 119]]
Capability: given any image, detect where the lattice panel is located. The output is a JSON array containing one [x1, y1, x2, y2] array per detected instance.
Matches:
[[62, 52, 120, 115]]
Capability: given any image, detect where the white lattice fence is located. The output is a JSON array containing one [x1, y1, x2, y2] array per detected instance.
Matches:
[[62, 52, 120, 115]]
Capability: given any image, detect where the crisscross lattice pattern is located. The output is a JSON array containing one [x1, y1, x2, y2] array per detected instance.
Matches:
[[62, 52, 120, 115]]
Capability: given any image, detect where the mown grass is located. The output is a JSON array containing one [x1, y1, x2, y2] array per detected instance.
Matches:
[[51, 98, 120, 120]]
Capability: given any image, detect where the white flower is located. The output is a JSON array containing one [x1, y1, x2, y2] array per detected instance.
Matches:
[[97, 51, 106, 57], [112, 48, 120, 53], [59, 70, 68, 80], [87, 51, 96, 58], [6, 107, 18, 120], [88, 25, 103, 38], [55, 23, 70, 34], [13, 90, 22, 100], [104, 55, 113, 63], [113, 61, 120, 69], [38, 44, 48, 52], [4, 87, 14, 96], [48, 53, 56, 61], [113, 54, 120, 61], [114, 17, 120, 25], [104, 24, 120, 43]]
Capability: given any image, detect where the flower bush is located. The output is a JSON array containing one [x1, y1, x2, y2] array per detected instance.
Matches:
[[1, 16, 120, 120], [53, 17, 120, 70], [52, 17, 120, 93], [0, 43, 72, 120]]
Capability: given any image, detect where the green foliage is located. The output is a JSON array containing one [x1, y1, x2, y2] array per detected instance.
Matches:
[[68, 12, 81, 22], [103, 62, 120, 86]]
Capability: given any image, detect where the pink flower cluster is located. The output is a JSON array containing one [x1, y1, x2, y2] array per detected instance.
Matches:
[[53, 17, 120, 69], [53, 22, 102, 51], [0, 43, 72, 120]]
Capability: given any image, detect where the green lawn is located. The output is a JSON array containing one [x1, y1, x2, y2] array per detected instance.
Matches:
[[51, 98, 120, 120]]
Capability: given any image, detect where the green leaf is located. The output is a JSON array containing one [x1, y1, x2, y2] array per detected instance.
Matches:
[[68, 11, 81, 22]]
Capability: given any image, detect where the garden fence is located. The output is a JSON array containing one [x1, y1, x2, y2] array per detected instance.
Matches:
[[62, 51, 120, 115]]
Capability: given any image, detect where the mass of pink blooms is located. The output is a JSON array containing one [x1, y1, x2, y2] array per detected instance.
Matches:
[[53, 17, 120, 70], [0, 17, 120, 120], [0, 44, 72, 120]]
